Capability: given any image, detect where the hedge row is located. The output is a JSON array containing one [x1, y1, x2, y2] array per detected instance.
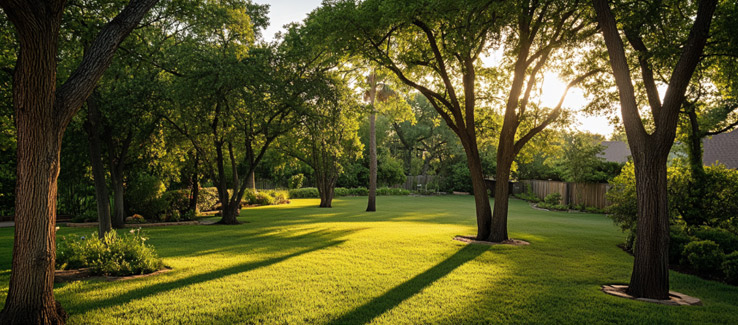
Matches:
[[288, 187, 410, 198]]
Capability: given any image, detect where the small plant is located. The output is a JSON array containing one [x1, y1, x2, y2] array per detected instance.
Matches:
[[169, 210, 181, 222], [127, 214, 145, 224], [723, 251, 738, 284], [182, 209, 196, 220], [670, 226, 694, 265], [543, 192, 562, 205], [56, 229, 164, 276], [515, 183, 540, 203], [683, 240, 725, 274]]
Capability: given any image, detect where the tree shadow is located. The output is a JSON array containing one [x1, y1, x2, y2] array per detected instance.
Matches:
[[69, 238, 345, 315], [329, 244, 489, 325]]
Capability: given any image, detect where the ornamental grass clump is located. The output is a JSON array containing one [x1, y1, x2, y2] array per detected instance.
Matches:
[[56, 228, 164, 276]]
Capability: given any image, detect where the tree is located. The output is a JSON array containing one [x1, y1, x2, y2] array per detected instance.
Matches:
[[592, 0, 718, 299], [489, 0, 600, 242], [309, 0, 506, 240], [0, 0, 158, 322], [366, 71, 378, 211]]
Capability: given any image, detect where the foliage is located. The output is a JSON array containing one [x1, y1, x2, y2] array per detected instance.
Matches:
[[288, 188, 320, 199], [723, 252, 738, 285], [376, 187, 411, 196], [241, 190, 289, 206], [550, 133, 619, 183], [56, 229, 163, 276], [162, 190, 190, 217], [515, 183, 541, 203], [377, 154, 406, 187], [670, 164, 738, 228], [197, 187, 219, 212], [683, 240, 725, 274], [125, 173, 168, 220], [543, 193, 562, 205], [670, 226, 695, 265], [693, 227, 738, 254], [288, 174, 305, 189], [287, 187, 407, 198]]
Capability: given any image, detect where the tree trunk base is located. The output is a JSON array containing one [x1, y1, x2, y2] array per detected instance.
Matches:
[[453, 235, 529, 246], [0, 300, 68, 325], [215, 219, 242, 225], [602, 285, 701, 306]]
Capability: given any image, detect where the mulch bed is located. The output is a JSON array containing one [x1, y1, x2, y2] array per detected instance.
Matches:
[[601, 284, 702, 306], [54, 267, 172, 283], [66, 221, 200, 228], [453, 235, 530, 246]]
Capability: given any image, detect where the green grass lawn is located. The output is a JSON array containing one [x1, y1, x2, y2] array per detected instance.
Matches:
[[1, 196, 737, 324]]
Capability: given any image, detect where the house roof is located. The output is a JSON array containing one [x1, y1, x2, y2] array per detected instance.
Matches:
[[703, 130, 738, 169], [599, 129, 738, 169]]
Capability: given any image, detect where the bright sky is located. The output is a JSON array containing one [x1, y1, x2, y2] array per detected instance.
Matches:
[[258, 0, 616, 138]]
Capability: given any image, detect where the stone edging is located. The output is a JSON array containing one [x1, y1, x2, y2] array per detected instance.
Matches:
[[453, 235, 530, 246], [601, 285, 702, 306], [66, 221, 200, 228]]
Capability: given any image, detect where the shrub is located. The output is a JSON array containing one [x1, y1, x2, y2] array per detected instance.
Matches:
[[543, 192, 562, 205], [515, 183, 540, 203], [723, 252, 738, 284], [377, 187, 410, 196], [584, 206, 604, 214], [162, 189, 190, 218], [56, 229, 163, 276], [125, 173, 167, 220], [334, 187, 349, 197], [241, 190, 289, 206], [692, 227, 738, 254], [268, 190, 290, 205], [288, 174, 305, 189], [683, 240, 725, 274], [197, 187, 219, 211], [349, 187, 368, 196], [288, 187, 320, 198], [670, 226, 694, 265], [537, 202, 568, 211]]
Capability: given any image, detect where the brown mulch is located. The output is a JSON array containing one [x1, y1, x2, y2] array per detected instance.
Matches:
[[54, 267, 172, 283], [66, 221, 200, 228], [601, 284, 701, 306], [453, 235, 530, 246]]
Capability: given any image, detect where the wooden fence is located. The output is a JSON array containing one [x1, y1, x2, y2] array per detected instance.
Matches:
[[520, 179, 612, 209], [403, 175, 441, 190]]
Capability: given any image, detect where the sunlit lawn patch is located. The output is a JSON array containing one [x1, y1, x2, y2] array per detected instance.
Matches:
[[0, 196, 736, 324]]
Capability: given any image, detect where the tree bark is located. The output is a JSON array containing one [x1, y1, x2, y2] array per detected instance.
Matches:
[[490, 157, 513, 242], [188, 154, 200, 213], [110, 171, 126, 228], [366, 73, 378, 212], [0, 0, 158, 321], [84, 93, 112, 237], [317, 173, 336, 208], [459, 132, 492, 241], [247, 170, 256, 191]]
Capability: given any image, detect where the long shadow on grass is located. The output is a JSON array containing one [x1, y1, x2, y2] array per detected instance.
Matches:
[[71, 240, 344, 314], [329, 244, 488, 325]]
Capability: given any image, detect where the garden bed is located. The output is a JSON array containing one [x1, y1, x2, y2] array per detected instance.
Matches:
[[54, 267, 171, 283], [66, 220, 200, 228]]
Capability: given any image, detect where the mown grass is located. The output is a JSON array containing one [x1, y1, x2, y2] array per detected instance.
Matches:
[[1, 195, 737, 324]]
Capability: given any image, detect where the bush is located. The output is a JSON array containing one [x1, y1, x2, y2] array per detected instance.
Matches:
[[162, 189, 190, 219], [56, 229, 163, 276], [537, 202, 568, 211], [289, 187, 320, 198], [584, 206, 605, 214], [334, 187, 349, 197], [349, 187, 369, 196], [241, 190, 289, 206], [723, 252, 738, 284], [683, 240, 725, 274], [544, 192, 562, 205], [692, 227, 738, 254], [125, 173, 168, 220], [670, 226, 695, 265], [377, 187, 410, 196], [197, 187, 219, 211], [515, 183, 540, 203], [288, 174, 305, 189]]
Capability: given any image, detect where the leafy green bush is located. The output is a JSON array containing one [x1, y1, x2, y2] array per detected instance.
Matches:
[[334, 187, 349, 196], [723, 252, 738, 284], [515, 183, 540, 203], [377, 187, 410, 196], [288, 174, 305, 189], [125, 173, 168, 220], [162, 189, 190, 219], [288, 187, 320, 198], [544, 192, 562, 205], [584, 206, 604, 214], [670, 226, 695, 265], [683, 240, 725, 274], [537, 202, 568, 211], [197, 187, 219, 211], [241, 190, 289, 206], [349, 187, 368, 196], [56, 229, 164, 276], [692, 227, 738, 254]]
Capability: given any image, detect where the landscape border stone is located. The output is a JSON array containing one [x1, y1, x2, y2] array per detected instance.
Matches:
[[601, 285, 702, 306]]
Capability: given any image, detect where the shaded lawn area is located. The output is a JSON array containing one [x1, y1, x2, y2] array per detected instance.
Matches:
[[1, 196, 737, 324]]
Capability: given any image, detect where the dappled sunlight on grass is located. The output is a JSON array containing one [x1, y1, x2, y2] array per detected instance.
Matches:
[[0, 196, 736, 323]]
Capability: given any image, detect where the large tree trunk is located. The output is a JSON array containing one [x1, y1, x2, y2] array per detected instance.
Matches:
[[317, 174, 336, 208], [366, 73, 377, 212], [490, 157, 513, 242], [460, 133, 492, 241], [84, 94, 112, 237], [109, 160, 126, 228], [247, 170, 256, 191], [0, 10, 68, 324], [627, 151, 671, 299]]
